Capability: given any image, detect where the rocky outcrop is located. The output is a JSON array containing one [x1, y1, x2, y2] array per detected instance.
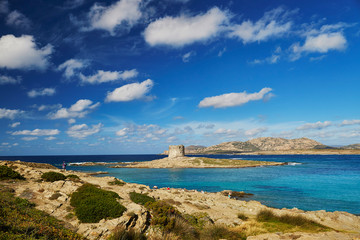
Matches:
[[342, 143, 360, 149]]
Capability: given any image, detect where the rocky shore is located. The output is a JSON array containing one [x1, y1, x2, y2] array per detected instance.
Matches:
[[1, 160, 360, 240]]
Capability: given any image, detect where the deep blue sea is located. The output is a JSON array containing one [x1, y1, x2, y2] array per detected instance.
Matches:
[[1, 154, 359, 215]]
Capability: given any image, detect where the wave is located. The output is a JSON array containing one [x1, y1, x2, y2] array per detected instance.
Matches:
[[287, 162, 302, 166]]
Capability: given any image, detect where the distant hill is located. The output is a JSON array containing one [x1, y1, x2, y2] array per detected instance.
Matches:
[[341, 144, 360, 150], [186, 137, 327, 154]]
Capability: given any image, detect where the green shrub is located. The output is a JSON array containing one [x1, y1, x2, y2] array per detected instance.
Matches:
[[108, 178, 126, 186], [145, 200, 179, 231], [0, 185, 84, 239], [0, 165, 25, 180], [41, 171, 66, 182], [66, 174, 80, 179], [70, 183, 126, 223], [49, 192, 62, 200], [129, 192, 155, 205], [109, 225, 147, 240]]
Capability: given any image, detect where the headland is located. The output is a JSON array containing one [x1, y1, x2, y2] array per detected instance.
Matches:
[[1, 160, 360, 240]]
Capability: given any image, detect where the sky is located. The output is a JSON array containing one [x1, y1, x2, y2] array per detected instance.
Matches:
[[0, 0, 360, 155]]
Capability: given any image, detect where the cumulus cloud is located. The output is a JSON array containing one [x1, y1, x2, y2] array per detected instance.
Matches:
[[296, 121, 332, 130], [12, 128, 60, 136], [48, 99, 100, 119], [144, 7, 229, 47], [0, 35, 53, 70], [45, 136, 56, 140], [105, 79, 154, 102], [0, 75, 21, 84], [229, 7, 293, 43], [85, 0, 142, 34], [116, 123, 168, 142], [27, 88, 56, 98], [79, 69, 138, 84], [34, 104, 62, 111], [291, 23, 348, 60], [199, 87, 273, 108], [0, 108, 24, 119], [6, 10, 31, 29], [9, 122, 20, 128], [58, 59, 88, 79], [67, 123, 102, 138], [341, 119, 360, 126]]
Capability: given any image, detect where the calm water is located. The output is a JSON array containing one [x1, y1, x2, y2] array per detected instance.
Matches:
[[1, 154, 359, 215]]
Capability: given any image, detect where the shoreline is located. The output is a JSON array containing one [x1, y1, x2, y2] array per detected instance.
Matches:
[[1, 160, 360, 240]]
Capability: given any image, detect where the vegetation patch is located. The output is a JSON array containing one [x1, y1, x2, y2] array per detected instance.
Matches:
[[130, 192, 155, 205], [108, 178, 126, 186], [256, 209, 330, 233], [237, 213, 249, 221], [70, 183, 126, 223], [41, 171, 66, 182], [108, 225, 147, 240], [0, 165, 25, 180], [49, 192, 62, 200], [200, 225, 246, 240], [0, 185, 84, 239]]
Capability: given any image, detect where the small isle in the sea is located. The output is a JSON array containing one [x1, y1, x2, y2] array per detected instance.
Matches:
[[113, 144, 286, 168]]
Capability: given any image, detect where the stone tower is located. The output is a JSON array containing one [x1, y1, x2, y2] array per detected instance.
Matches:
[[168, 145, 185, 158]]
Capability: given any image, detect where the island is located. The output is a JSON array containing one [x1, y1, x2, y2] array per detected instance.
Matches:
[[112, 145, 286, 168]]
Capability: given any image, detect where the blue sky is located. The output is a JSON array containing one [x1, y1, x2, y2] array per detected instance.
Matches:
[[0, 0, 360, 155]]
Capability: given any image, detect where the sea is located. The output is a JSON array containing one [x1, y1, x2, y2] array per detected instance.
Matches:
[[1, 154, 359, 215]]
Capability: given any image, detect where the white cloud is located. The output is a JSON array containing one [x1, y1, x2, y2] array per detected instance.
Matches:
[[0, 35, 53, 70], [9, 122, 20, 128], [199, 87, 273, 108], [115, 123, 168, 142], [245, 127, 267, 137], [293, 32, 346, 55], [27, 88, 56, 98], [85, 0, 142, 34], [67, 123, 102, 138], [22, 137, 38, 141], [0, 75, 21, 84], [45, 136, 56, 140], [48, 99, 100, 119], [116, 128, 128, 136], [35, 104, 62, 111], [218, 47, 226, 57], [6, 10, 31, 29], [0, 108, 24, 119], [58, 59, 88, 79], [144, 7, 229, 47], [105, 79, 154, 102], [68, 118, 76, 124], [11, 128, 60, 136], [182, 51, 195, 62], [13, 143, 18, 146], [296, 121, 332, 130], [196, 123, 215, 129], [291, 23, 348, 60], [341, 119, 360, 126], [79, 69, 138, 84], [229, 7, 292, 43]]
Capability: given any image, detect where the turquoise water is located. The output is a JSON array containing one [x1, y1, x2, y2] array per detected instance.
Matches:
[[1, 154, 359, 214]]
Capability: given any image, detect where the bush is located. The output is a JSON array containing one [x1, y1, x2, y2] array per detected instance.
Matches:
[[145, 200, 179, 231], [66, 174, 79, 179], [109, 225, 147, 240], [41, 171, 66, 182], [256, 209, 328, 231], [200, 225, 246, 240], [70, 183, 126, 223], [0, 165, 25, 180], [49, 192, 62, 200], [108, 178, 126, 186], [0, 185, 84, 239], [130, 192, 155, 205]]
